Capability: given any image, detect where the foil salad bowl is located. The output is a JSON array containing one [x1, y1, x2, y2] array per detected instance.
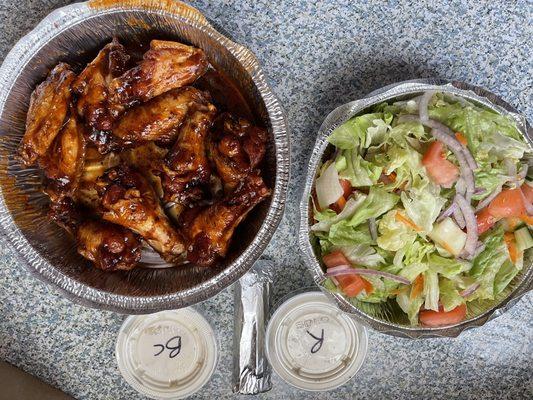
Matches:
[[299, 79, 533, 338], [0, 0, 289, 313]]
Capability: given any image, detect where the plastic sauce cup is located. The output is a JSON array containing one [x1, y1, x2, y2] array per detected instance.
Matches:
[[115, 309, 218, 399], [265, 291, 367, 391]]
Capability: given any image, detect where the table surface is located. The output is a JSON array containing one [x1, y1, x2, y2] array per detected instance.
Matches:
[[1, 1, 532, 399]]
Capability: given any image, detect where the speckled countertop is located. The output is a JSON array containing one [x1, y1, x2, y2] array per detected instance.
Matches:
[[0, 1, 532, 399]]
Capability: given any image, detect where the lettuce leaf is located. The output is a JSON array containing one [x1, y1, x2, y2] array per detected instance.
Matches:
[[377, 209, 417, 251], [328, 221, 375, 246], [346, 187, 399, 227], [396, 290, 424, 325], [439, 278, 465, 312], [423, 269, 439, 311], [470, 227, 505, 278], [328, 113, 385, 150], [338, 150, 382, 187], [493, 260, 519, 295], [337, 244, 385, 267], [400, 179, 446, 233], [428, 253, 470, 278]]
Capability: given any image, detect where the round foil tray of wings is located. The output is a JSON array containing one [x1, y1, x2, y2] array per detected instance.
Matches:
[[0, 0, 289, 313]]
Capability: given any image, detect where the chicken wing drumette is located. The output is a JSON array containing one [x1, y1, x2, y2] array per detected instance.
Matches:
[[157, 92, 217, 216], [49, 198, 142, 271], [209, 113, 268, 192], [108, 40, 208, 112], [19, 63, 76, 165], [180, 174, 271, 267], [96, 165, 185, 262], [72, 38, 130, 131]]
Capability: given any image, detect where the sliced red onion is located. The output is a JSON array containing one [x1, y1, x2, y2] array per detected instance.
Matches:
[[474, 185, 502, 212], [326, 267, 410, 284], [418, 91, 435, 122], [473, 242, 486, 258], [437, 201, 457, 222], [455, 193, 478, 258], [455, 177, 466, 196], [474, 187, 486, 195], [368, 217, 378, 241], [519, 188, 533, 215], [453, 202, 466, 229], [327, 265, 351, 274], [460, 283, 480, 297]]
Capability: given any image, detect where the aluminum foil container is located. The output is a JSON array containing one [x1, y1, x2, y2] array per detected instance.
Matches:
[[299, 79, 532, 338], [0, 0, 289, 313]]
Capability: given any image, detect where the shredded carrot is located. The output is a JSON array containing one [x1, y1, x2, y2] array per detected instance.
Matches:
[[410, 274, 424, 300], [520, 214, 533, 225], [441, 241, 456, 255], [504, 232, 519, 264], [331, 195, 346, 213], [455, 132, 468, 146], [395, 212, 423, 232], [391, 286, 409, 296]]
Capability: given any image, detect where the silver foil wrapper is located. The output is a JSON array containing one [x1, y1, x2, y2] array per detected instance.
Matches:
[[299, 79, 533, 338], [233, 259, 273, 394]]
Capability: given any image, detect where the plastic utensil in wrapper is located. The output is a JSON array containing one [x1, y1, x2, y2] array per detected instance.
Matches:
[[266, 291, 367, 391], [232, 259, 273, 394], [116, 309, 218, 399]]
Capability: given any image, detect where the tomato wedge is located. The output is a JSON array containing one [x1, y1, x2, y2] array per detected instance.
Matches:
[[487, 188, 526, 219], [422, 141, 460, 187], [419, 304, 467, 327], [336, 274, 366, 297], [476, 208, 497, 234], [323, 251, 350, 268], [339, 179, 352, 198]]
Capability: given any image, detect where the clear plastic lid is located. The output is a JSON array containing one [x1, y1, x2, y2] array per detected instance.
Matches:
[[265, 291, 367, 391], [115, 309, 218, 399]]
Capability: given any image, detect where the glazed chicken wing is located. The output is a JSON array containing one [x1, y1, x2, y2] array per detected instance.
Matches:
[[157, 94, 217, 212], [19, 63, 76, 165], [96, 165, 185, 262], [40, 109, 87, 201], [49, 198, 142, 271], [180, 174, 270, 267], [72, 38, 130, 130], [109, 40, 208, 112], [209, 113, 268, 192], [112, 87, 211, 145]]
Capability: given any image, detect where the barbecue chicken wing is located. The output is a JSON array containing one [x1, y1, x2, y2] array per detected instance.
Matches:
[[19, 63, 76, 165], [49, 198, 142, 271], [157, 94, 217, 213], [40, 110, 87, 201], [112, 87, 211, 145], [181, 174, 270, 267], [72, 38, 130, 131], [109, 40, 208, 112], [209, 113, 268, 192], [96, 165, 185, 262]]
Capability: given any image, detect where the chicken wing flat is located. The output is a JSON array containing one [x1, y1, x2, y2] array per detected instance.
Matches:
[[112, 87, 211, 145], [109, 40, 208, 111], [72, 38, 130, 131], [49, 198, 142, 271], [19, 63, 76, 165], [96, 165, 185, 262], [157, 95, 217, 210], [40, 110, 87, 201], [181, 174, 271, 267], [209, 113, 268, 192]]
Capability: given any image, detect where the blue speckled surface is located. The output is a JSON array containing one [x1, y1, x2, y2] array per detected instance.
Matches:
[[1, 0, 532, 399]]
